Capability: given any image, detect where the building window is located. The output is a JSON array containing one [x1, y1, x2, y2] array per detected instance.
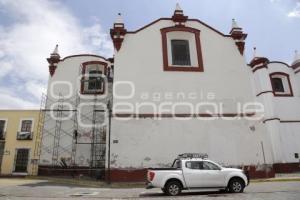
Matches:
[[81, 61, 107, 95], [17, 120, 33, 140], [171, 40, 191, 66], [160, 26, 204, 72], [88, 70, 103, 90], [0, 120, 6, 140], [269, 72, 293, 97], [21, 120, 32, 132], [271, 78, 284, 92]]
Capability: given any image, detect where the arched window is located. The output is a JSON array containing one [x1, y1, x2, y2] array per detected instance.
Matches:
[[269, 72, 293, 97]]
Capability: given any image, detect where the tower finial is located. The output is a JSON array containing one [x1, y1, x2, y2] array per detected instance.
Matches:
[[294, 50, 300, 61], [175, 3, 182, 11], [253, 47, 257, 58], [52, 44, 59, 55], [115, 13, 123, 24], [232, 18, 239, 29]]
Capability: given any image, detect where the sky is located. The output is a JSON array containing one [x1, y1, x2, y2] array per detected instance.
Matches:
[[0, 0, 299, 109]]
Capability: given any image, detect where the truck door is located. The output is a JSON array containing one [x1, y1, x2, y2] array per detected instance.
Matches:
[[183, 161, 224, 188]]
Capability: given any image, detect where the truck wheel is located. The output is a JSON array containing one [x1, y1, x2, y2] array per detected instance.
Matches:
[[228, 178, 245, 193], [165, 181, 182, 196]]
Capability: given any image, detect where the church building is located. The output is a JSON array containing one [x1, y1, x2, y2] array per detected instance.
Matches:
[[39, 4, 300, 181]]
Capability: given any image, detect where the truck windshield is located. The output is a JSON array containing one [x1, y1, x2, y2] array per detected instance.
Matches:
[[171, 159, 182, 169]]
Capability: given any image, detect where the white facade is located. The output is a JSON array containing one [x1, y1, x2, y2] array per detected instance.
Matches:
[[41, 6, 300, 179]]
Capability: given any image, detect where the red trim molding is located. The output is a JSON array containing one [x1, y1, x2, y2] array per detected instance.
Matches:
[[160, 26, 204, 72], [113, 113, 255, 118], [269, 72, 294, 97], [256, 91, 273, 97], [280, 120, 300, 123], [263, 118, 280, 123], [61, 54, 109, 62], [252, 65, 268, 73], [263, 118, 300, 123], [295, 69, 300, 74], [292, 62, 300, 70], [126, 18, 231, 38], [249, 57, 269, 68], [268, 61, 290, 68], [80, 61, 108, 95]]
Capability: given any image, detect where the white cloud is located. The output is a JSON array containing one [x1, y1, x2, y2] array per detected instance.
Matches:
[[288, 2, 300, 18], [0, 0, 113, 109]]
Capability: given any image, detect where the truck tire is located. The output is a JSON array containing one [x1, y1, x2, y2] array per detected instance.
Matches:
[[228, 178, 245, 193], [165, 181, 182, 196]]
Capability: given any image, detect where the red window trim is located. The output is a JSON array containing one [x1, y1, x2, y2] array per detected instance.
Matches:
[[81, 61, 108, 95], [269, 72, 293, 97], [160, 26, 204, 72]]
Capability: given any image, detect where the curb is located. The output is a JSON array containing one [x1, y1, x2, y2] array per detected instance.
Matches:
[[251, 178, 300, 183]]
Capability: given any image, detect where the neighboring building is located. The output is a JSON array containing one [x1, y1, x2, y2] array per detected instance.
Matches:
[[40, 4, 300, 181], [0, 110, 41, 176]]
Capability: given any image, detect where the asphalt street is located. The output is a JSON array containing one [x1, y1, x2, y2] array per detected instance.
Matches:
[[0, 178, 299, 199]]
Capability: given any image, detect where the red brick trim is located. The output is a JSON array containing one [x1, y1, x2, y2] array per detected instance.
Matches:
[[252, 65, 268, 73], [292, 62, 300, 70], [160, 26, 204, 72], [108, 168, 147, 182], [249, 57, 269, 68], [61, 54, 109, 62], [113, 113, 255, 118], [269, 72, 294, 97], [268, 61, 290, 68], [273, 163, 300, 173], [256, 91, 273, 97], [80, 61, 108, 95], [126, 18, 230, 37], [280, 120, 300, 123], [263, 118, 280, 123]]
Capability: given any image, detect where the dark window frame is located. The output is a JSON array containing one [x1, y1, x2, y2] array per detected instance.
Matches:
[[160, 26, 204, 72], [0, 120, 6, 140], [171, 39, 191, 66], [269, 72, 293, 97], [271, 77, 284, 92], [80, 61, 107, 95]]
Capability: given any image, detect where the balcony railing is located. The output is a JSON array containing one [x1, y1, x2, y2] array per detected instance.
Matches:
[[17, 132, 33, 140]]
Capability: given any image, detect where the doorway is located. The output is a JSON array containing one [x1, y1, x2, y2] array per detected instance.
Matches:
[[14, 149, 29, 173]]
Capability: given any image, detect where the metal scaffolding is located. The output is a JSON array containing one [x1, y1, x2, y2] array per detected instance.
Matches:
[[36, 91, 109, 178]]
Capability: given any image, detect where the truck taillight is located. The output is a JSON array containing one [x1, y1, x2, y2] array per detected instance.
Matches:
[[148, 171, 155, 181]]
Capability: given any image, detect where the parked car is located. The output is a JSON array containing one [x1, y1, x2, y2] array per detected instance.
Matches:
[[146, 153, 249, 196]]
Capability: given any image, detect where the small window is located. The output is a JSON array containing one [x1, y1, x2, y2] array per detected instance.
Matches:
[[270, 72, 293, 97], [21, 120, 32, 132], [295, 153, 299, 159], [171, 40, 191, 66], [81, 62, 106, 95], [0, 120, 6, 140], [88, 70, 103, 90], [202, 161, 221, 170], [271, 78, 284, 92], [186, 161, 203, 169]]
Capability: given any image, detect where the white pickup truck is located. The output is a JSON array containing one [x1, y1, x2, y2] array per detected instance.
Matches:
[[146, 154, 249, 196]]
